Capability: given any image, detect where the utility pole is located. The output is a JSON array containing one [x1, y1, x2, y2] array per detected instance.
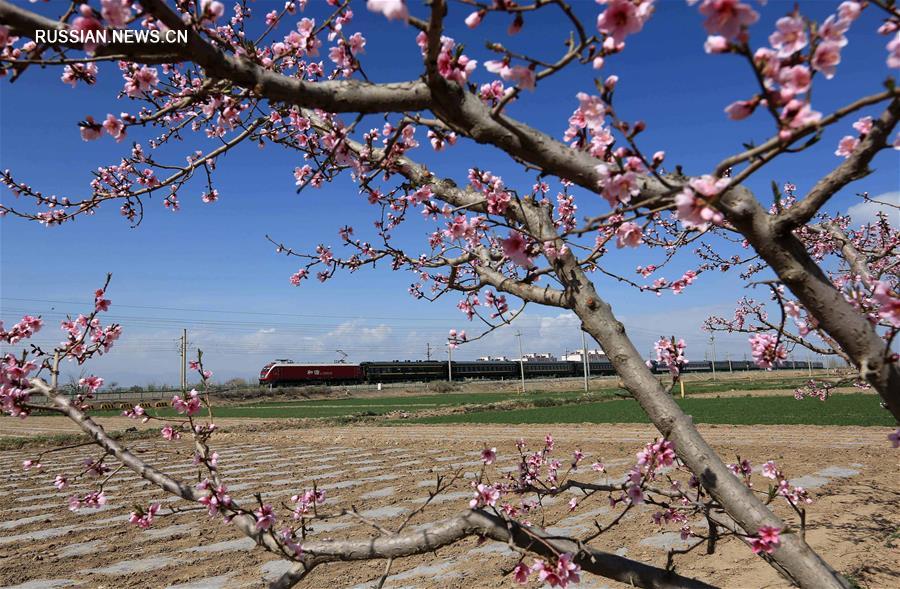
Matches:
[[180, 328, 187, 393], [581, 331, 590, 393], [447, 345, 453, 382], [807, 353, 812, 376], [426, 342, 432, 361], [516, 330, 525, 393], [709, 334, 717, 380]]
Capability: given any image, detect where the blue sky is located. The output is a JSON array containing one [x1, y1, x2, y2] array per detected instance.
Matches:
[[1, 0, 898, 385]]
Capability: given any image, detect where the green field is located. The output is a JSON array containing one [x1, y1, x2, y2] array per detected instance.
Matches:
[[90, 389, 604, 420], [74, 375, 896, 427], [402, 393, 894, 427]]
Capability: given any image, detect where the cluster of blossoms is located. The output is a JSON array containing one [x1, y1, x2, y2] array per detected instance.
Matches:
[[129, 502, 160, 529], [748, 332, 788, 369], [172, 389, 202, 416], [1, 351, 39, 418], [68, 490, 107, 512], [2, 283, 119, 418], [456, 289, 510, 321], [500, 230, 535, 268], [414, 31, 476, 84], [623, 438, 677, 505], [447, 328, 468, 349], [703, 1, 874, 140], [291, 488, 326, 518], [1, 315, 42, 344], [653, 337, 687, 376], [513, 553, 581, 588], [674, 175, 727, 231], [197, 479, 233, 517], [835, 116, 874, 159], [872, 280, 900, 327], [615, 222, 643, 248], [793, 379, 841, 401], [469, 168, 512, 215], [597, 0, 655, 46], [737, 459, 814, 507]]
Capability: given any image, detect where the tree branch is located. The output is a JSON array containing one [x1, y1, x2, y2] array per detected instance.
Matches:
[[773, 97, 900, 233]]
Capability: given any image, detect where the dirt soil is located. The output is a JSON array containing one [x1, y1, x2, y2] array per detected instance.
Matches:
[[0, 421, 897, 589]]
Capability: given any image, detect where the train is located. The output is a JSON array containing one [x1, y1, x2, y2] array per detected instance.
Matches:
[[258, 358, 824, 387]]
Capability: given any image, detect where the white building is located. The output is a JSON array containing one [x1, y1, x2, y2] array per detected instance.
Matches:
[[518, 352, 557, 362], [561, 349, 606, 362], [477, 355, 511, 362]]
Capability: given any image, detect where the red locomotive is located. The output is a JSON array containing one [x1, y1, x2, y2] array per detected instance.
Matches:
[[258, 360, 363, 386]]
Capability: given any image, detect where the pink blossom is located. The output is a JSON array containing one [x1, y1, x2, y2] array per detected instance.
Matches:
[[819, 15, 850, 47], [200, 0, 225, 23], [704, 35, 729, 53], [481, 447, 496, 465], [598, 167, 640, 207], [655, 337, 687, 375], [79, 375, 104, 392], [465, 11, 483, 28], [769, 16, 807, 58], [838, 1, 861, 22], [436, 37, 476, 84], [469, 483, 500, 508], [697, 0, 759, 40], [367, 0, 408, 22], [749, 526, 781, 554], [161, 425, 181, 440], [778, 65, 811, 99], [102, 114, 126, 142], [71, 7, 103, 55], [53, 475, 69, 490], [749, 333, 787, 369], [348, 33, 366, 56], [129, 502, 160, 529], [124, 66, 158, 97], [811, 41, 842, 79], [596, 0, 646, 44], [626, 483, 644, 504], [198, 483, 232, 516], [888, 34, 900, 69], [22, 459, 41, 471], [780, 99, 822, 132], [508, 66, 536, 91], [724, 99, 757, 120], [675, 188, 723, 231], [501, 231, 534, 268], [80, 116, 102, 141], [761, 460, 779, 479], [872, 281, 900, 327], [834, 135, 859, 159], [852, 116, 873, 135], [171, 389, 202, 416], [615, 222, 643, 248], [69, 490, 106, 511], [101, 0, 132, 29], [254, 504, 276, 530], [122, 404, 147, 421], [531, 553, 581, 588]]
